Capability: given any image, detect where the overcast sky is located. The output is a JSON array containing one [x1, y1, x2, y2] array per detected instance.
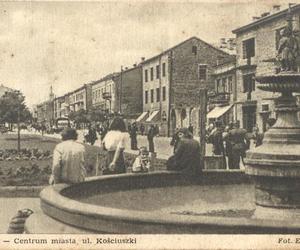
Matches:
[[0, 0, 298, 108]]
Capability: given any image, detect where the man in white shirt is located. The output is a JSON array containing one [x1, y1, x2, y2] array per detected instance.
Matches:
[[49, 128, 86, 185]]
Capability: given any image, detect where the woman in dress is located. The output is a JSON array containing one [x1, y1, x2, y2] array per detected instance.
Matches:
[[102, 117, 127, 174]]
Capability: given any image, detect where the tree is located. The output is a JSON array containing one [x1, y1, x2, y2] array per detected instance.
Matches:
[[68, 109, 89, 128], [0, 90, 32, 152], [87, 107, 106, 123], [0, 90, 32, 124]]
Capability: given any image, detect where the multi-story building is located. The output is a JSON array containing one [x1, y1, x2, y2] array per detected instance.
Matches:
[[92, 65, 143, 120], [209, 59, 236, 126], [232, 4, 300, 132], [91, 73, 120, 114], [139, 36, 234, 136], [68, 84, 92, 113]]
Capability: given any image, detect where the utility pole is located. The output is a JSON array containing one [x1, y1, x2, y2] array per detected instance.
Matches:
[[198, 86, 207, 172], [17, 103, 20, 153], [119, 66, 123, 114]]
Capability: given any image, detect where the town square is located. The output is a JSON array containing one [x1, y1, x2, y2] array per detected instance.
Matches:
[[2, 1, 300, 248]]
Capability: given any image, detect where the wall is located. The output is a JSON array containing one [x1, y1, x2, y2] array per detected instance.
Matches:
[[234, 13, 300, 130], [117, 66, 143, 119], [142, 53, 170, 121]]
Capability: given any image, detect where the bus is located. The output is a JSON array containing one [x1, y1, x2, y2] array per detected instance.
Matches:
[[53, 117, 71, 133]]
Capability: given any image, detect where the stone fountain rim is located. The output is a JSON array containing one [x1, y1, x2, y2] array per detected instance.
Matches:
[[38, 172, 300, 233]]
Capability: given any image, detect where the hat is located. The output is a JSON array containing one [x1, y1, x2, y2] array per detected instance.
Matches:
[[61, 128, 78, 141], [178, 128, 193, 139]]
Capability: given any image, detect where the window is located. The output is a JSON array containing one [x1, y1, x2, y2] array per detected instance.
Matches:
[[243, 74, 255, 93], [156, 88, 160, 102], [192, 45, 197, 55], [156, 65, 160, 79], [242, 38, 255, 59], [162, 63, 166, 77], [216, 79, 221, 93], [198, 64, 207, 81], [162, 86, 166, 101], [151, 89, 154, 103], [150, 67, 154, 81], [145, 90, 148, 104], [144, 69, 148, 82], [222, 78, 227, 93], [275, 27, 286, 50], [228, 76, 233, 93]]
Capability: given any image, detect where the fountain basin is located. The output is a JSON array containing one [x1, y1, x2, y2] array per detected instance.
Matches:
[[25, 171, 300, 234]]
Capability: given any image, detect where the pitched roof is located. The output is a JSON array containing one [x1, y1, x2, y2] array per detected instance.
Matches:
[[140, 36, 232, 64], [232, 4, 300, 34]]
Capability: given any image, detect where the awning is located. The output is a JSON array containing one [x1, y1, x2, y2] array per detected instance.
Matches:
[[136, 111, 149, 122], [207, 105, 233, 119], [146, 110, 160, 122]]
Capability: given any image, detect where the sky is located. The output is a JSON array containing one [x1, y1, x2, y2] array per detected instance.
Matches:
[[0, 0, 298, 108]]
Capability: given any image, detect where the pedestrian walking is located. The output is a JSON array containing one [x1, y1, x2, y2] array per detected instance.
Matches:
[[223, 123, 234, 169], [188, 124, 194, 135], [130, 122, 138, 150], [102, 117, 127, 174], [207, 120, 224, 156], [140, 124, 145, 135], [154, 125, 159, 136], [85, 125, 97, 145], [49, 128, 86, 184], [170, 128, 180, 153], [226, 121, 248, 169], [147, 125, 156, 153]]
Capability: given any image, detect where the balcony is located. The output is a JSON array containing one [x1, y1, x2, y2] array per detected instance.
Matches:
[[102, 92, 112, 100], [208, 92, 231, 106]]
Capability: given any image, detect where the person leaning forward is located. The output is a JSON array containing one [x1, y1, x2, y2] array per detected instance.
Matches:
[[167, 128, 202, 176]]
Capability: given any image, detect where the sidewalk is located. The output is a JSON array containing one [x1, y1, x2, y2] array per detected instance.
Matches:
[[18, 129, 214, 159]]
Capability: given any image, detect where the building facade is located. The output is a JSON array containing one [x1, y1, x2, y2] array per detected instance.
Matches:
[[69, 84, 92, 113], [232, 4, 300, 132], [209, 59, 236, 126], [140, 36, 234, 136], [91, 73, 120, 114]]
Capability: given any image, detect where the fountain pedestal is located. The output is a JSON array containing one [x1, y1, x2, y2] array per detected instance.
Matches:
[[245, 73, 300, 220]]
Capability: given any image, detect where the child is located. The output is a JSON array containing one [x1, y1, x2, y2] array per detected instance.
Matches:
[[132, 147, 151, 173]]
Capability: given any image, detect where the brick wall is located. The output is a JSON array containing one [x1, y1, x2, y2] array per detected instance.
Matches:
[[170, 37, 234, 109]]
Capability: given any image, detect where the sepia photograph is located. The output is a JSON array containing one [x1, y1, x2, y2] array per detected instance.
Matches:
[[1, 0, 300, 249]]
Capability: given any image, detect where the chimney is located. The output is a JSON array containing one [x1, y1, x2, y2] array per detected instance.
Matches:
[[261, 12, 270, 17], [125, 67, 128, 70], [273, 5, 280, 11], [141, 57, 145, 61]]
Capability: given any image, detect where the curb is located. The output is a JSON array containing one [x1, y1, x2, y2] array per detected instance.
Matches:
[[0, 186, 45, 197]]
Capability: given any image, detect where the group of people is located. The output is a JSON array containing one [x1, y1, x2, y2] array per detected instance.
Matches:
[[128, 122, 159, 153], [49, 116, 202, 185], [206, 120, 264, 169]]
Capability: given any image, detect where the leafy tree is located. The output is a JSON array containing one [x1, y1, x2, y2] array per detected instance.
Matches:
[[0, 90, 32, 124], [68, 109, 89, 125], [0, 90, 32, 152], [87, 107, 106, 123]]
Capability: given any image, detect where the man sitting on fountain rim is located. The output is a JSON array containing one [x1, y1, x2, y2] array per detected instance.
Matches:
[[49, 128, 86, 185], [166, 128, 202, 176]]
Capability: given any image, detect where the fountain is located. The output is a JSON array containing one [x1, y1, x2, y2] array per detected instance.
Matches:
[[25, 9, 300, 234]]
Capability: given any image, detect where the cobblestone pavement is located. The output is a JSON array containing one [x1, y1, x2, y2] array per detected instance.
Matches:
[[0, 198, 40, 233]]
